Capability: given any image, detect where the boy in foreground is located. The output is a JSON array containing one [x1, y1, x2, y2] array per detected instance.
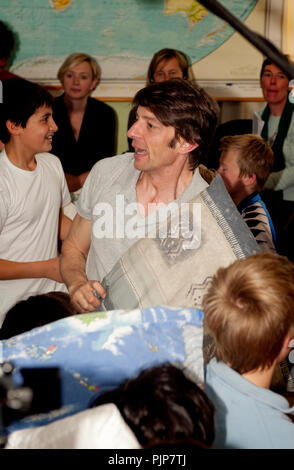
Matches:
[[0, 79, 71, 326], [203, 252, 294, 449], [217, 134, 276, 252]]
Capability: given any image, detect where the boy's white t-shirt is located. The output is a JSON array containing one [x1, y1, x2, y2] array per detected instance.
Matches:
[[0, 150, 71, 326]]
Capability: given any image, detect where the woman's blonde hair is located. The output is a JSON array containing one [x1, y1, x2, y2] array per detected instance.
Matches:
[[57, 52, 101, 89]]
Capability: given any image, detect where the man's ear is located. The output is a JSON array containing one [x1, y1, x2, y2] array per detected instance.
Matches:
[[6, 120, 23, 136], [178, 138, 199, 155]]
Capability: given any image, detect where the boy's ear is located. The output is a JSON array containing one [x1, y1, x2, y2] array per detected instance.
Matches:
[[243, 173, 256, 186], [6, 120, 24, 136]]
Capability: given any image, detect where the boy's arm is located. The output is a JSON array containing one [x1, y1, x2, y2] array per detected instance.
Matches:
[[0, 211, 73, 282], [60, 214, 106, 313], [59, 209, 72, 241], [0, 258, 63, 283], [0, 192, 65, 283]]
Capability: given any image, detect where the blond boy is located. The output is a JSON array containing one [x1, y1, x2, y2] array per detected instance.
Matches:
[[203, 253, 294, 449]]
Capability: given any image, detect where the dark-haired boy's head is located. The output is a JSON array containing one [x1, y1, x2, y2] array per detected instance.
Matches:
[[0, 79, 54, 143], [91, 363, 215, 448], [0, 292, 76, 339]]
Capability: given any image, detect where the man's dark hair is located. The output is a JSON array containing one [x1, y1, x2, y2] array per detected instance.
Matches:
[[0, 292, 76, 339], [91, 363, 215, 448], [0, 78, 54, 143], [132, 79, 218, 170]]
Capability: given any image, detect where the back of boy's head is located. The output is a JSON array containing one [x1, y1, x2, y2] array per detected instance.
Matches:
[[202, 253, 294, 374], [90, 363, 215, 448], [0, 78, 54, 143], [219, 134, 274, 190]]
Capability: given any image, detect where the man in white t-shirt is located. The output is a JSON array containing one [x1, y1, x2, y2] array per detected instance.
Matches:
[[60, 79, 219, 313], [0, 79, 72, 326]]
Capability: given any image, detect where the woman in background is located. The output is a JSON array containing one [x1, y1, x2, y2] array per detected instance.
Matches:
[[258, 56, 294, 260], [145, 48, 194, 85], [52, 53, 116, 192]]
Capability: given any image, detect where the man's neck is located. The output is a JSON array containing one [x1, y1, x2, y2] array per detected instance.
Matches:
[[136, 160, 193, 213], [5, 141, 37, 171]]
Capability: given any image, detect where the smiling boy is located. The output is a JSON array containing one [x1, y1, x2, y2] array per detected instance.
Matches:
[[0, 79, 72, 326]]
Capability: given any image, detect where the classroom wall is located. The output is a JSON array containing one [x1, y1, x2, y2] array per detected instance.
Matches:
[[106, 101, 132, 155], [283, 0, 294, 58]]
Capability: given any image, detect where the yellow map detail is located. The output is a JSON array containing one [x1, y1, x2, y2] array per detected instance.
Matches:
[[165, 0, 208, 28], [50, 0, 72, 10]]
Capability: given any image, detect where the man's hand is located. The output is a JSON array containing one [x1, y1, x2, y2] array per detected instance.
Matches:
[[68, 280, 106, 313]]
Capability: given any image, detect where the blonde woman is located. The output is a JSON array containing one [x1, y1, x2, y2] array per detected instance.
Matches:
[[52, 53, 116, 192]]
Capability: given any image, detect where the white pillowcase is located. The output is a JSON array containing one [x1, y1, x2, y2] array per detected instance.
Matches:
[[5, 403, 141, 449]]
